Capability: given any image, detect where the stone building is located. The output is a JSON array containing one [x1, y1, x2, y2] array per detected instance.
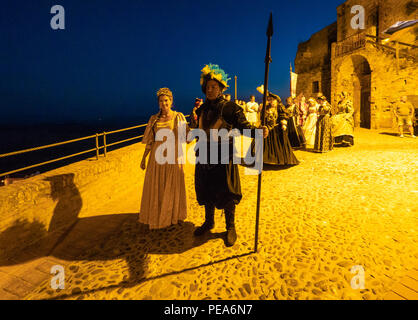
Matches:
[[295, 0, 417, 129]]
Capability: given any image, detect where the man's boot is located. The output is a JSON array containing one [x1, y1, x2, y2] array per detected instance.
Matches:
[[224, 204, 237, 247], [194, 205, 215, 236]]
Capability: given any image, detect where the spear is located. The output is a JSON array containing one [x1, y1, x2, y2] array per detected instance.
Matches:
[[254, 12, 273, 253]]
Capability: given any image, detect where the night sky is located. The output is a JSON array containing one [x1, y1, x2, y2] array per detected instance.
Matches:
[[1, 0, 343, 125]]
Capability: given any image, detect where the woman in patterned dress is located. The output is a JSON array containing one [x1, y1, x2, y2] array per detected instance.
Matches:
[[313, 94, 333, 153], [285, 97, 306, 150]]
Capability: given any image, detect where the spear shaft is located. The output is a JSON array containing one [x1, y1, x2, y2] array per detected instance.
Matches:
[[254, 12, 273, 253]]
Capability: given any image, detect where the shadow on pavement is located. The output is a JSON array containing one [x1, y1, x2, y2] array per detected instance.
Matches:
[[0, 173, 81, 263], [379, 132, 400, 137], [43, 220, 253, 300], [0, 173, 254, 299], [263, 164, 299, 171]]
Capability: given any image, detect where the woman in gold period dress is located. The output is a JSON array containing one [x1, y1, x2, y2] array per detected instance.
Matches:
[[303, 98, 319, 149], [139, 88, 188, 229]]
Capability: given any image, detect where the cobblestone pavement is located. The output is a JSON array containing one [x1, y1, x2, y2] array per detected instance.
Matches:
[[5, 129, 418, 300]]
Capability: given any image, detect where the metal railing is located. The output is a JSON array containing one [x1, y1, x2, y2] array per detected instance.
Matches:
[[334, 33, 418, 59], [334, 33, 367, 57], [0, 115, 190, 178]]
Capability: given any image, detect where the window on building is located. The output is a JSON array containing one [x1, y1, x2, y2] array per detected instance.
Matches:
[[312, 81, 319, 93]]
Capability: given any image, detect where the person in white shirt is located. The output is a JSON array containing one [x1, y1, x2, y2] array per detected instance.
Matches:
[[246, 95, 259, 125]]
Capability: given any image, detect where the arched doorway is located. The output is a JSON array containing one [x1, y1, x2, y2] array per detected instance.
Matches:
[[352, 55, 371, 129], [335, 55, 372, 128]]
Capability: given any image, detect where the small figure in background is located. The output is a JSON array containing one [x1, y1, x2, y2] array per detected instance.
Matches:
[[303, 98, 319, 149], [285, 97, 306, 150], [245, 95, 259, 125], [393, 95, 416, 138], [240, 100, 247, 111], [190, 97, 203, 128], [236, 100, 245, 111]]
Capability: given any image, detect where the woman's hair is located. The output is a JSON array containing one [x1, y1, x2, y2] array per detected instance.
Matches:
[[157, 87, 173, 101], [152, 87, 174, 133]]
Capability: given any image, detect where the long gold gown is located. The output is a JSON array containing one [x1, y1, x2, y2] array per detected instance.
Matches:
[[303, 104, 318, 148], [139, 112, 188, 229]]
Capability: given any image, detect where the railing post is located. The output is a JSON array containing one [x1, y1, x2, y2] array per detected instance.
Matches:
[[95, 133, 99, 160], [234, 75, 237, 101], [103, 132, 107, 157]]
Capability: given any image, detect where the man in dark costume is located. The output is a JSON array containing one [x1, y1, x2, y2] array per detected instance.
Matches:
[[190, 64, 268, 247]]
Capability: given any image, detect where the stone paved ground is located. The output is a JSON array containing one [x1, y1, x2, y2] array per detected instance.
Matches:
[[2, 128, 418, 300]]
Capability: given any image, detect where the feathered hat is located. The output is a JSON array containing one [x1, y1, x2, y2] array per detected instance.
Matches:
[[200, 64, 231, 94]]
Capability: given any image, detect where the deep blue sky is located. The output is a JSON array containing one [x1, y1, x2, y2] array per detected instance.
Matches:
[[1, 0, 343, 125]]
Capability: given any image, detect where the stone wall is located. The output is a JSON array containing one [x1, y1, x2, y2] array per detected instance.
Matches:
[[0, 142, 147, 259], [337, 0, 379, 41], [331, 41, 418, 129], [294, 23, 337, 99], [295, 0, 417, 129], [336, 0, 417, 40], [380, 0, 418, 33]]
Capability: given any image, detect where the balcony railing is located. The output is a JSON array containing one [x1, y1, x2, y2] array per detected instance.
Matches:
[[334, 33, 366, 57], [334, 33, 417, 59]]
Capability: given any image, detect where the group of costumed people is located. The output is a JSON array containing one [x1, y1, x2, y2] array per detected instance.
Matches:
[[296, 91, 355, 151], [138, 63, 355, 247], [248, 85, 302, 166]]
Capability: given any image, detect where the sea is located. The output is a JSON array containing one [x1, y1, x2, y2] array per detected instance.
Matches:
[[0, 117, 151, 182]]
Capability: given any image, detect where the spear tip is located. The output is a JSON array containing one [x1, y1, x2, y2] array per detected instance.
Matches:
[[266, 12, 273, 37]]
